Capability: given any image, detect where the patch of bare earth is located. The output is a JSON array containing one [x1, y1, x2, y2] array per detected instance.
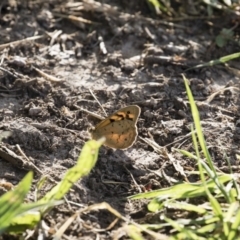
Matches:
[[0, 0, 240, 238]]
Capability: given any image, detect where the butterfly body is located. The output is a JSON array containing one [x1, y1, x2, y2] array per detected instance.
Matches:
[[91, 105, 141, 149]]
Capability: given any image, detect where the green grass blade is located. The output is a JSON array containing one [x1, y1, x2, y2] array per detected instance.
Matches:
[[127, 225, 144, 240], [183, 75, 214, 169], [0, 139, 101, 234], [0, 172, 33, 234], [165, 217, 200, 240], [6, 200, 63, 233], [129, 174, 232, 201], [41, 139, 101, 202], [228, 205, 240, 240], [186, 52, 240, 71], [178, 149, 198, 160], [183, 75, 230, 202]]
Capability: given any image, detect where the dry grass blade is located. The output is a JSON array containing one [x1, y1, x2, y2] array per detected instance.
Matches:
[[52, 12, 94, 24], [0, 35, 44, 51], [54, 202, 169, 240], [32, 66, 63, 82]]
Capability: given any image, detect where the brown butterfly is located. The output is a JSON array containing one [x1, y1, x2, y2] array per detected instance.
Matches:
[[91, 105, 141, 149]]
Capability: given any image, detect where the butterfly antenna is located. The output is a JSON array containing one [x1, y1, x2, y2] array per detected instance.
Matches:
[[88, 88, 107, 117]]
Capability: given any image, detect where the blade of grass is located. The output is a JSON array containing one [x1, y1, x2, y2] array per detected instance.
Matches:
[[184, 75, 230, 238], [40, 139, 102, 207], [186, 52, 240, 71], [129, 174, 232, 201], [224, 153, 240, 200], [6, 200, 63, 233], [3, 139, 102, 233], [228, 206, 240, 240], [183, 75, 214, 169], [183, 75, 230, 202], [0, 172, 33, 234], [126, 225, 145, 240], [164, 217, 201, 240]]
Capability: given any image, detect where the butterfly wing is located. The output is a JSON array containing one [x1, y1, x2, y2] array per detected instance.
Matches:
[[91, 105, 141, 149], [93, 120, 138, 149]]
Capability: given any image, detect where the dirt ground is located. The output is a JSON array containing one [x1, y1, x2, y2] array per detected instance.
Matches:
[[0, 0, 240, 239]]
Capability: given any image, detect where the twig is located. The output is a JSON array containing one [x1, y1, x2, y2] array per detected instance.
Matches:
[[206, 86, 239, 103], [123, 165, 142, 193], [0, 66, 19, 78], [32, 66, 63, 82], [74, 105, 104, 120], [53, 12, 94, 24], [53, 202, 168, 240], [0, 35, 45, 51], [0, 145, 42, 174], [88, 88, 107, 117]]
